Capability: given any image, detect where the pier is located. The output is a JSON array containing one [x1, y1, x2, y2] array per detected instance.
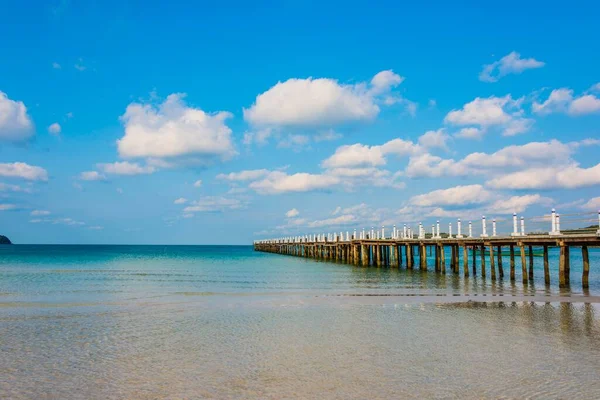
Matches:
[[254, 211, 600, 289]]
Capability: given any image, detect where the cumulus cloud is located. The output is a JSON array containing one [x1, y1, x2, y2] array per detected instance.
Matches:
[[217, 169, 271, 181], [97, 161, 155, 175], [0, 91, 34, 142], [118, 93, 236, 163], [249, 171, 340, 195], [487, 194, 548, 214], [79, 171, 106, 181], [0, 204, 18, 211], [533, 87, 600, 116], [479, 51, 545, 82], [569, 95, 600, 115], [409, 185, 492, 207], [286, 208, 300, 218], [444, 95, 530, 137], [193, 179, 202, 188], [48, 123, 61, 135], [370, 70, 405, 94], [183, 196, 246, 213], [487, 163, 600, 190], [0, 162, 48, 181], [405, 139, 579, 179], [243, 70, 409, 127], [580, 197, 600, 211], [321, 138, 420, 169], [322, 143, 386, 168], [174, 198, 187, 204], [417, 129, 449, 150], [456, 127, 484, 139]]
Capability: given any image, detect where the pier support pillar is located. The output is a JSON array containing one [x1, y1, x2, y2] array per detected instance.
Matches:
[[440, 244, 446, 274], [497, 246, 503, 279], [510, 245, 515, 281], [582, 245, 590, 289], [480, 245, 486, 278], [528, 245, 534, 281], [543, 245, 550, 285], [520, 244, 528, 284], [462, 246, 469, 277], [490, 245, 496, 281], [420, 244, 427, 271], [472, 246, 477, 276]]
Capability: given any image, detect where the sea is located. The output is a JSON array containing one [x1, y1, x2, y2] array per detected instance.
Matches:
[[1, 245, 599, 399]]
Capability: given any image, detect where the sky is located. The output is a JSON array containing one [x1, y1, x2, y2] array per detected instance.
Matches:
[[1, 0, 599, 244]]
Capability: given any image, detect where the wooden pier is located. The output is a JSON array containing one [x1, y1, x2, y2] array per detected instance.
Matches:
[[254, 234, 599, 289]]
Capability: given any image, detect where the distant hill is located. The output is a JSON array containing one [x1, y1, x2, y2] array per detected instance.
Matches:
[[0, 235, 12, 244]]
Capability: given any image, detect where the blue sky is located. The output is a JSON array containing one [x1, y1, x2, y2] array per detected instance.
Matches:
[[1, 0, 599, 244]]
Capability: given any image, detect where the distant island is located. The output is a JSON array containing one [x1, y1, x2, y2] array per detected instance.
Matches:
[[0, 235, 12, 244]]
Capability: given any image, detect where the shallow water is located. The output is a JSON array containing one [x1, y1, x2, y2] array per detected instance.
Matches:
[[1, 245, 599, 399]]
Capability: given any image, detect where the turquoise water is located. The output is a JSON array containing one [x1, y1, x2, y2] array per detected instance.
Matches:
[[1, 245, 600, 399]]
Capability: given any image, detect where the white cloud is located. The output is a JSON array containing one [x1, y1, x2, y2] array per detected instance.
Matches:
[[249, 171, 340, 195], [0, 162, 48, 181], [417, 129, 449, 150], [217, 169, 271, 181], [48, 122, 61, 135], [307, 214, 357, 228], [445, 95, 530, 137], [487, 194, 547, 214], [314, 130, 342, 142], [405, 139, 577, 179], [244, 77, 377, 127], [0, 182, 32, 193], [532, 88, 573, 115], [479, 51, 544, 82], [116, 188, 123, 194], [118, 93, 235, 162], [569, 95, 600, 115], [404, 153, 469, 178], [456, 127, 484, 139], [487, 163, 600, 189], [581, 197, 600, 211], [31, 217, 86, 226], [97, 161, 155, 175], [193, 179, 203, 188], [322, 143, 386, 168], [88, 226, 104, 230], [52, 62, 61, 69], [244, 70, 409, 127], [31, 210, 51, 216], [277, 134, 310, 149], [79, 171, 106, 181], [0, 91, 34, 142], [286, 208, 300, 218], [174, 198, 187, 204], [322, 138, 419, 169], [370, 70, 405, 94], [183, 196, 245, 213], [409, 185, 492, 207], [0, 204, 17, 211], [533, 87, 600, 116]]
